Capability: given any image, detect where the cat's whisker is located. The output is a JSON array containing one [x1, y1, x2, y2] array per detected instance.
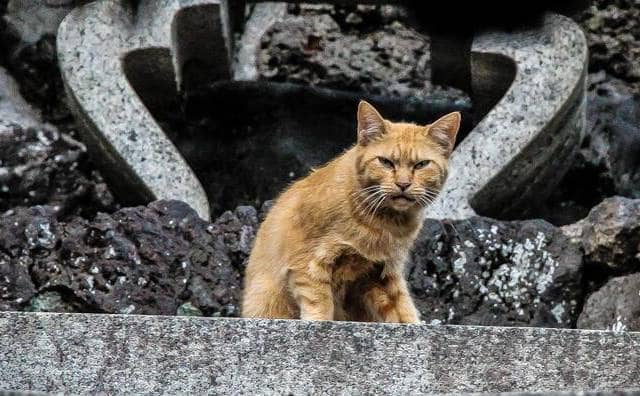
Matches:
[[359, 191, 385, 218], [353, 187, 381, 207], [414, 186, 439, 198], [357, 185, 381, 193], [416, 196, 430, 208], [422, 195, 438, 204], [363, 189, 388, 218], [364, 193, 386, 217], [353, 190, 374, 205], [421, 190, 439, 199], [424, 190, 441, 199], [353, 189, 386, 214], [417, 196, 434, 209], [351, 186, 379, 198], [368, 194, 388, 222], [446, 220, 461, 240]]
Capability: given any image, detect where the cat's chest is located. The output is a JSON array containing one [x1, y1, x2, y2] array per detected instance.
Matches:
[[347, 229, 415, 263], [332, 253, 382, 283]]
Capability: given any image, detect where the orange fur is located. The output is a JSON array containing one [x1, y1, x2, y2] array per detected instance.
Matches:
[[242, 101, 460, 322]]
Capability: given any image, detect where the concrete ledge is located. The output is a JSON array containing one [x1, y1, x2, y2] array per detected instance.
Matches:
[[0, 312, 639, 394]]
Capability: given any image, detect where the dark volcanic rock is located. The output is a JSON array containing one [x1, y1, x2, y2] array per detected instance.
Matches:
[[535, 73, 640, 226], [0, 200, 259, 316], [534, 3, 640, 225], [3, 0, 76, 45], [1, 196, 589, 329], [0, 124, 118, 219], [582, 75, 640, 199], [565, 196, 640, 273], [0, 239, 36, 311], [577, 272, 640, 331], [579, 0, 640, 95], [258, 4, 467, 102], [408, 217, 583, 328], [0, 4, 77, 131], [3, 34, 73, 128]]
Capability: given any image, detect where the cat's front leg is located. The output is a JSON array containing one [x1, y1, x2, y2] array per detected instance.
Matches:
[[288, 264, 334, 321], [386, 273, 421, 324], [365, 271, 420, 324]]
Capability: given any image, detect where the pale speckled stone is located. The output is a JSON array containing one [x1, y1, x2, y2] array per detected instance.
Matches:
[[0, 312, 639, 394], [428, 14, 588, 219], [58, 1, 585, 222], [234, 2, 287, 81], [57, 0, 234, 220]]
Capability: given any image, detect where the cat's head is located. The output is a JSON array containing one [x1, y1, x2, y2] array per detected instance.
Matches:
[[353, 100, 460, 213]]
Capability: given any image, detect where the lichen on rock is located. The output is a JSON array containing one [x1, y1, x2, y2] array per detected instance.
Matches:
[[408, 217, 583, 328]]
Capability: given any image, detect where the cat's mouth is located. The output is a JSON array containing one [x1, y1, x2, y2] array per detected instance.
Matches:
[[391, 194, 415, 203]]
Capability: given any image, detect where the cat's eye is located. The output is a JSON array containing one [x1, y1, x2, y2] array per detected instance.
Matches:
[[377, 157, 395, 169], [414, 160, 431, 170]]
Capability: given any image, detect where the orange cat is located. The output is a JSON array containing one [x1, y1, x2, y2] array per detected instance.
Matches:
[[242, 101, 460, 322]]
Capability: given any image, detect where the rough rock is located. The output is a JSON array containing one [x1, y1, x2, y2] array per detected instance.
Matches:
[[1, 196, 588, 329], [0, 238, 36, 311], [0, 1, 76, 131], [4, 0, 76, 45], [0, 124, 118, 218], [258, 4, 467, 102], [535, 72, 640, 225], [565, 196, 640, 273], [27, 290, 77, 312], [582, 74, 640, 199], [0, 200, 262, 316], [0, 6, 121, 221], [578, 0, 640, 95], [408, 217, 583, 328], [0, 66, 42, 128], [0, 33, 73, 130], [577, 272, 640, 331]]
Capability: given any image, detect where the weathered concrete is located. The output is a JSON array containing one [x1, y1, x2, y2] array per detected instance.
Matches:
[[2, 390, 637, 396], [58, 1, 586, 221], [0, 312, 639, 394]]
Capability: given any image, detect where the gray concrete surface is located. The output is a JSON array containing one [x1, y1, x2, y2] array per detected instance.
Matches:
[[0, 312, 638, 394]]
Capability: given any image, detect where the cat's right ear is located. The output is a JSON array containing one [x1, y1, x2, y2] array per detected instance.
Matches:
[[427, 111, 461, 157], [357, 100, 386, 146]]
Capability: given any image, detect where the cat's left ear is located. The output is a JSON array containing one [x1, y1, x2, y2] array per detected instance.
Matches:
[[357, 100, 386, 146], [427, 112, 461, 157]]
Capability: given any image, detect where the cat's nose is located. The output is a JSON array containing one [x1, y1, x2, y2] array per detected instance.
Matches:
[[396, 182, 411, 191]]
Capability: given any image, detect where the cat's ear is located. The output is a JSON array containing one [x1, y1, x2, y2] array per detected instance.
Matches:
[[357, 100, 386, 146], [427, 112, 461, 157]]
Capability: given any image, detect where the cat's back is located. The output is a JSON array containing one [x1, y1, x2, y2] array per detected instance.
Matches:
[[249, 149, 352, 261], [261, 150, 352, 230], [243, 150, 352, 316]]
